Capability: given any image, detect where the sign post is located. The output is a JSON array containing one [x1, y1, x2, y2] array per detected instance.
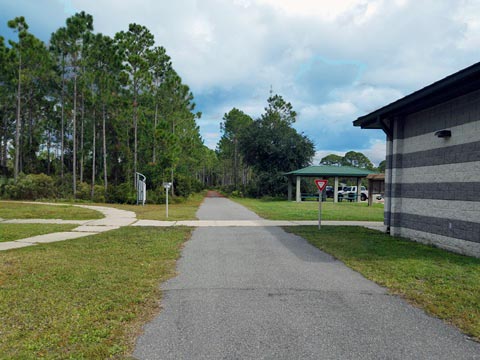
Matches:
[[163, 182, 172, 218], [314, 179, 328, 230]]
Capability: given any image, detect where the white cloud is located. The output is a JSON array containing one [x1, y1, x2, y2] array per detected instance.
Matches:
[[361, 139, 387, 166], [54, 0, 480, 153], [313, 138, 386, 167], [299, 101, 358, 130], [331, 85, 404, 114]]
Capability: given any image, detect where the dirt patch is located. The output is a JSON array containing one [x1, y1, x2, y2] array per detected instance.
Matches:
[[205, 191, 225, 198]]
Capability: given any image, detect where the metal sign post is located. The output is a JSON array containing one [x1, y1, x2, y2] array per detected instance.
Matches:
[[318, 190, 322, 230], [314, 179, 328, 230], [163, 182, 172, 218]]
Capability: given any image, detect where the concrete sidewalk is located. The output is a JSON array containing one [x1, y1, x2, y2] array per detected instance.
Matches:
[[0, 203, 136, 251], [1, 199, 385, 251], [133, 219, 385, 231]]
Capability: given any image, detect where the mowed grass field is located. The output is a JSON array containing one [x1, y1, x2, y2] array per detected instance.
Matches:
[[108, 192, 205, 220], [0, 202, 103, 242], [0, 224, 78, 242], [0, 226, 191, 358], [233, 198, 384, 221], [287, 226, 480, 341], [0, 195, 204, 358], [0, 201, 103, 220]]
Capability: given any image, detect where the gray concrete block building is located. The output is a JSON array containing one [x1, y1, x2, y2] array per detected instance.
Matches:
[[354, 62, 480, 258]]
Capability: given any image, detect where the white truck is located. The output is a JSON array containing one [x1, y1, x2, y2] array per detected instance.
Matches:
[[338, 186, 368, 201]]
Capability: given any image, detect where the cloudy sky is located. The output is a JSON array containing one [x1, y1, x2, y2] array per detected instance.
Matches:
[[2, 0, 479, 165]]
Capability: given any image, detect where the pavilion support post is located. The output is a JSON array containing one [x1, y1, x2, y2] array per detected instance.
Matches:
[[356, 177, 362, 202], [288, 176, 292, 201], [368, 177, 373, 206], [334, 176, 339, 203], [296, 176, 301, 202]]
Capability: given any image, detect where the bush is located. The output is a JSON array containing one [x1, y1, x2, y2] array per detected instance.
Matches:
[[54, 174, 74, 199], [76, 182, 91, 200], [74, 182, 106, 202], [0, 176, 14, 199], [106, 183, 136, 204], [144, 187, 166, 204], [244, 172, 288, 198], [4, 173, 56, 200], [92, 185, 106, 203], [174, 174, 203, 198]]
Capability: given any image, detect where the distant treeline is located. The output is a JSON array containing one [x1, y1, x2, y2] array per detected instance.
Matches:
[[0, 12, 322, 202], [0, 12, 219, 202]]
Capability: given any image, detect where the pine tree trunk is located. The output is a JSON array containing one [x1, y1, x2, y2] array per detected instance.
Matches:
[[153, 103, 158, 163], [133, 93, 138, 187], [73, 74, 77, 197], [234, 137, 238, 190], [60, 58, 65, 180], [91, 109, 96, 199], [102, 103, 107, 192], [14, 53, 21, 182], [1, 110, 7, 167], [47, 129, 51, 175], [80, 93, 85, 183], [171, 118, 175, 197], [27, 94, 33, 173]]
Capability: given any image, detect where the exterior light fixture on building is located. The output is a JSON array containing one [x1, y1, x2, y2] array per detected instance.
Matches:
[[434, 129, 452, 138]]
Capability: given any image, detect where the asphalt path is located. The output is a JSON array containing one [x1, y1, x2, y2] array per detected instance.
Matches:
[[134, 196, 480, 359]]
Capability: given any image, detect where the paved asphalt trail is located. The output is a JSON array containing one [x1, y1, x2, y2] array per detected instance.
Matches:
[[134, 195, 480, 359]]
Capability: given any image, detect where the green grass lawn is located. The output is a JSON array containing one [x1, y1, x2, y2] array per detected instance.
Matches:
[[233, 198, 384, 221], [0, 226, 191, 358], [107, 192, 205, 220], [0, 201, 103, 220], [0, 224, 78, 242], [286, 226, 480, 341]]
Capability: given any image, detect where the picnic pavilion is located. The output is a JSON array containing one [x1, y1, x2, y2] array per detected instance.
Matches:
[[285, 165, 375, 203]]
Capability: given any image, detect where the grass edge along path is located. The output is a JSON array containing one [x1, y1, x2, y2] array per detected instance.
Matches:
[[0, 224, 78, 242], [232, 197, 384, 221], [0, 226, 191, 359], [285, 226, 480, 342], [0, 201, 103, 220]]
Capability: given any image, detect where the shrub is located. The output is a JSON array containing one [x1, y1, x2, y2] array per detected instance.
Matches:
[[4, 173, 56, 200], [54, 174, 74, 199], [92, 185, 106, 203], [106, 183, 136, 204], [0, 176, 14, 199], [146, 187, 166, 204], [174, 174, 203, 198], [76, 182, 91, 200]]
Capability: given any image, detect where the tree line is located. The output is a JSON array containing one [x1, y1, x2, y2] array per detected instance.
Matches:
[[216, 94, 315, 197], [0, 13, 218, 201], [320, 153, 385, 172], [216, 96, 386, 197], [0, 12, 381, 202]]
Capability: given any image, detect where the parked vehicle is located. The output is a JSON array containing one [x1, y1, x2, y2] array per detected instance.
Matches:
[[327, 186, 349, 199], [344, 186, 368, 201], [337, 186, 368, 201], [325, 186, 334, 198]]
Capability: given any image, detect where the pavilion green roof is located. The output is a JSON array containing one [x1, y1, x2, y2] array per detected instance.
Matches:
[[285, 165, 375, 177]]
